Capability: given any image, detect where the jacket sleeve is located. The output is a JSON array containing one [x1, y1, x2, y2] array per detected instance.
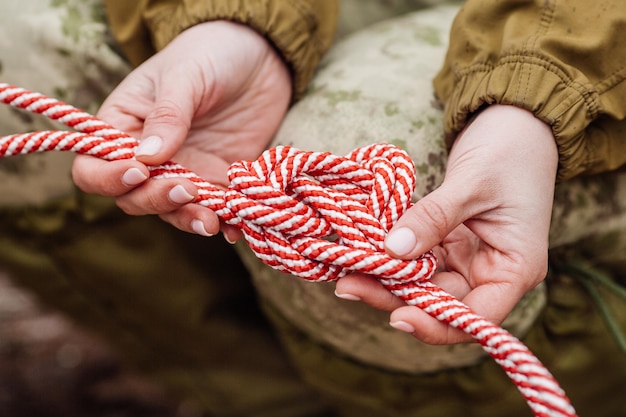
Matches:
[[433, 0, 626, 181], [103, 0, 338, 99]]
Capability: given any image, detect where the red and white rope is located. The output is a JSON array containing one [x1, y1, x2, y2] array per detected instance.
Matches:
[[0, 83, 577, 417]]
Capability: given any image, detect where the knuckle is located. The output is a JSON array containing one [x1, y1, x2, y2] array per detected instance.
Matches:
[[414, 198, 452, 242], [145, 100, 187, 128], [419, 333, 445, 345], [98, 177, 125, 197], [115, 192, 163, 216], [411, 324, 447, 345], [144, 191, 167, 213]]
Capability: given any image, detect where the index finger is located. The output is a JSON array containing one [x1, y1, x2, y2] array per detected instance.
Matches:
[[72, 154, 149, 196], [389, 280, 523, 345]]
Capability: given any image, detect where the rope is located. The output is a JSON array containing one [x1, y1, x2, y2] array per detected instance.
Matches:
[[0, 83, 578, 417]]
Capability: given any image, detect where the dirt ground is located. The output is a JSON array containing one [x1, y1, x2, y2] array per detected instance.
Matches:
[[0, 271, 197, 417]]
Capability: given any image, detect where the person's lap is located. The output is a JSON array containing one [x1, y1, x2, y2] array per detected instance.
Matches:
[[238, 3, 626, 416], [1, 1, 624, 417], [0, 1, 325, 416]]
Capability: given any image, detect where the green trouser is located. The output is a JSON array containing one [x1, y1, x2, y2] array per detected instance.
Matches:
[[0, 1, 326, 416], [237, 3, 626, 416], [1, 1, 625, 417]]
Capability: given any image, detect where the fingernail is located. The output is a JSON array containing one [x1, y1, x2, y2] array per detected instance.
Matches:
[[135, 135, 162, 157], [191, 219, 213, 237], [169, 185, 194, 204], [223, 234, 237, 245], [390, 321, 415, 334], [385, 227, 416, 256], [122, 168, 148, 186], [334, 290, 361, 301]]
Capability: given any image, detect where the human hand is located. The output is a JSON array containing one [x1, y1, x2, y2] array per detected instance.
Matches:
[[72, 20, 292, 241], [335, 105, 559, 344]]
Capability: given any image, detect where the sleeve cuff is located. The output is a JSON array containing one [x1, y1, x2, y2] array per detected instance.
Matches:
[[434, 54, 603, 181], [144, 1, 337, 99]]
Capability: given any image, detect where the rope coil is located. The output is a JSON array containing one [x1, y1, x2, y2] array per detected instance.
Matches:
[[0, 83, 578, 417]]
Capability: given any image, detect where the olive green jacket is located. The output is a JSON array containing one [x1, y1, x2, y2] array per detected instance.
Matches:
[[434, 0, 626, 181], [104, 0, 626, 181], [102, 0, 339, 99]]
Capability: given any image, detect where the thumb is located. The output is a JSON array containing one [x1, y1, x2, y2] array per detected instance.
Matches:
[[385, 185, 466, 259], [134, 81, 197, 165]]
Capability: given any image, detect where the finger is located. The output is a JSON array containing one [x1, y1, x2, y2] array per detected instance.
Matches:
[[115, 179, 198, 216], [389, 305, 471, 344], [134, 78, 197, 165], [221, 224, 244, 244], [95, 75, 153, 136], [174, 151, 231, 189], [96, 102, 145, 138], [334, 274, 406, 311], [159, 205, 221, 237], [429, 271, 472, 300], [385, 184, 468, 259], [72, 155, 149, 196], [459, 280, 523, 325], [389, 280, 522, 345], [431, 245, 448, 272]]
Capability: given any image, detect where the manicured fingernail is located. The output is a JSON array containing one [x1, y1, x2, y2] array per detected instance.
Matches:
[[385, 227, 416, 256], [390, 321, 415, 333], [223, 234, 237, 245], [122, 168, 148, 186], [191, 219, 213, 237], [334, 290, 361, 301], [169, 185, 194, 204], [135, 135, 162, 156]]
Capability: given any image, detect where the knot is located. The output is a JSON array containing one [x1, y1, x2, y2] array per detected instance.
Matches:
[[219, 143, 437, 283], [0, 83, 579, 417], [0, 83, 436, 286]]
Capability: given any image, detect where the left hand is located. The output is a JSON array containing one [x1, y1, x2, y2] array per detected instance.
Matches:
[[71, 21, 292, 240], [335, 105, 559, 344]]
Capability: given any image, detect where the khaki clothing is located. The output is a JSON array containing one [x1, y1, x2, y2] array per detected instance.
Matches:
[[0, 0, 129, 206], [103, 0, 339, 99], [433, 0, 626, 181], [0, 1, 328, 416], [102, 0, 626, 181], [0, 1, 625, 417], [241, 4, 548, 375], [243, 7, 626, 417]]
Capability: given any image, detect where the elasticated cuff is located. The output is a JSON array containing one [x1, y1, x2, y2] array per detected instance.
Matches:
[[144, 0, 338, 100], [434, 53, 604, 181]]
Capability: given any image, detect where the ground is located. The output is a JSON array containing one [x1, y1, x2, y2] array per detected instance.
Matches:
[[0, 271, 197, 417]]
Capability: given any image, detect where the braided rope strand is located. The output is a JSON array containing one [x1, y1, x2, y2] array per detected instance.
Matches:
[[0, 83, 577, 417]]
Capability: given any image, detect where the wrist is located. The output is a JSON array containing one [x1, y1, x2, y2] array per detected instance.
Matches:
[[457, 105, 558, 175], [446, 105, 558, 218]]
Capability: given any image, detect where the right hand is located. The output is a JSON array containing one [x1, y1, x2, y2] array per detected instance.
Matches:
[[336, 105, 559, 345]]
